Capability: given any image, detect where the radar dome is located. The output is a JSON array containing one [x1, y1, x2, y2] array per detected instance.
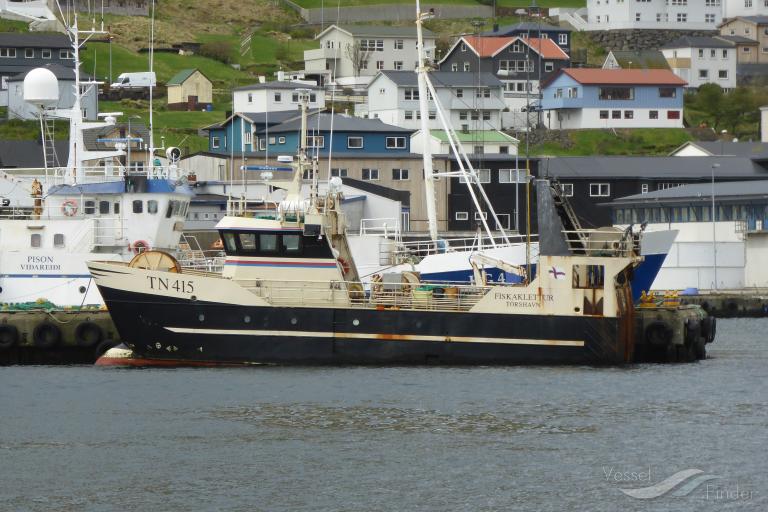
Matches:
[[23, 68, 59, 107]]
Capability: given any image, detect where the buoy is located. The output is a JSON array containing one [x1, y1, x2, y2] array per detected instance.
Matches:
[[131, 240, 150, 254]]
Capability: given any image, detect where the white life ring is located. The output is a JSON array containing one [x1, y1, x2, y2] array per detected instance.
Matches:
[[61, 199, 78, 217]]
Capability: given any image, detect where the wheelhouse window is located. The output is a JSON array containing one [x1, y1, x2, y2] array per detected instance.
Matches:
[[53, 233, 65, 247], [84, 200, 96, 214], [239, 233, 256, 251], [132, 200, 143, 213], [220, 230, 332, 258], [31, 233, 41, 248], [147, 200, 158, 214], [99, 201, 110, 214]]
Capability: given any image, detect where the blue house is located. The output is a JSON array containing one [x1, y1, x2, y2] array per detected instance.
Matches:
[[204, 111, 303, 155], [540, 68, 687, 130], [258, 112, 414, 157]]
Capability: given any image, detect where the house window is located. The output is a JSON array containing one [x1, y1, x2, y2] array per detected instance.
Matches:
[[41, 49, 51, 59], [599, 110, 609, 119], [649, 110, 659, 119], [394, 40, 403, 50], [743, 47, 751, 53], [31, 233, 41, 248], [512, 41, 522, 52], [589, 183, 610, 197], [404, 88, 419, 100], [559, 183, 574, 197], [386, 137, 406, 149], [306, 135, 325, 148], [545, 62, 554, 72], [641, 184, 649, 194], [347, 136, 363, 148], [475, 88, 491, 98], [460, 169, 491, 184], [698, 49, 704, 58], [451, 63, 458, 71], [25, 48, 34, 58], [244, 131, 252, 144], [718, 70, 728, 79], [394, 61, 403, 70], [376, 61, 384, 70], [667, 110, 680, 119], [132, 200, 143, 213], [211, 136, 220, 149], [53, 233, 65, 247], [463, 62, 470, 71], [482, 111, 490, 121], [456, 88, 463, 98], [699, 69, 709, 79], [60, 49, 74, 59], [247, 93, 253, 103], [362, 168, 379, 180], [635, 13, 641, 22], [496, 214, 511, 230], [0, 48, 16, 58], [499, 169, 523, 183], [612, 110, 621, 119], [269, 136, 276, 145], [392, 168, 409, 180], [274, 92, 281, 102], [599, 87, 634, 100], [706, 14, 716, 23], [461, 43, 467, 52], [330, 168, 348, 177], [677, 13, 687, 22], [500, 146, 509, 154], [722, 49, 728, 58], [473, 146, 484, 154], [405, 111, 413, 120], [278, 137, 285, 144], [624, 110, 634, 119], [558, 34, 567, 45], [474, 212, 488, 220], [429, 111, 436, 120], [455, 212, 469, 221], [659, 87, 676, 98]]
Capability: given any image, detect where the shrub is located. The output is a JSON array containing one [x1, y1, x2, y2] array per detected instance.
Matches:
[[199, 41, 233, 64]]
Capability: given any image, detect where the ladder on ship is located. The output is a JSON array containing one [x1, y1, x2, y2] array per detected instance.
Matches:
[[551, 182, 589, 252], [42, 117, 58, 169]]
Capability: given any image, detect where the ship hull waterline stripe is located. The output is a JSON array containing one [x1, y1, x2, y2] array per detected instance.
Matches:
[[164, 327, 585, 347]]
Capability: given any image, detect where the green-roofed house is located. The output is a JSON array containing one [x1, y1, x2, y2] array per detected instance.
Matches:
[[602, 50, 671, 71], [410, 129, 519, 156], [167, 68, 212, 111]]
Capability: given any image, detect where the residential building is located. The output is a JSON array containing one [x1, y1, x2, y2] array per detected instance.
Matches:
[[0, 139, 68, 168], [81, 121, 152, 171], [540, 68, 686, 129], [719, 16, 768, 64], [232, 81, 325, 114], [256, 112, 414, 157], [358, 70, 506, 131], [661, 36, 736, 90], [722, 0, 768, 19], [302, 25, 436, 89], [438, 35, 570, 127], [670, 140, 768, 157], [585, 0, 723, 31], [602, 50, 671, 70], [482, 22, 572, 55], [204, 111, 305, 155], [7, 63, 98, 120], [762, 106, 768, 142], [0, 33, 73, 108], [166, 68, 212, 111], [410, 130, 519, 156]]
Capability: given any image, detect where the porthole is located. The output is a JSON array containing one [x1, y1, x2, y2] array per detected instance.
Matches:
[[244, 315, 251, 323], [352, 319, 360, 326], [198, 314, 205, 322], [290, 317, 298, 325], [78, 286, 86, 294], [574, 307, 581, 313]]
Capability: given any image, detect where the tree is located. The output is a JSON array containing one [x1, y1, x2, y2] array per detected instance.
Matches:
[[345, 42, 370, 77], [720, 87, 757, 136], [692, 83, 724, 129]]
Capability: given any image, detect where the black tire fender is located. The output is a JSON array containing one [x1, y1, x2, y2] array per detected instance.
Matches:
[[75, 322, 103, 347], [33, 323, 62, 348], [645, 322, 673, 345], [0, 324, 19, 350]]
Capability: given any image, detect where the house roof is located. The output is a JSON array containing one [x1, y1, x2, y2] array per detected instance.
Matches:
[[458, 36, 570, 60], [605, 50, 670, 69], [426, 129, 518, 144], [378, 70, 503, 88], [233, 81, 320, 92], [552, 68, 687, 86], [543, 156, 767, 180], [673, 141, 768, 158], [662, 36, 734, 49], [0, 139, 69, 168], [483, 21, 571, 35], [730, 16, 768, 25], [610, 179, 768, 206], [8, 63, 89, 82], [716, 35, 758, 45], [0, 33, 71, 49], [737, 63, 768, 77], [167, 68, 210, 86], [316, 24, 434, 40], [203, 110, 311, 130], [82, 122, 151, 151], [264, 112, 413, 134]]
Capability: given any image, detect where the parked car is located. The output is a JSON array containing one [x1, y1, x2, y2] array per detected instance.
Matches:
[[110, 72, 157, 90]]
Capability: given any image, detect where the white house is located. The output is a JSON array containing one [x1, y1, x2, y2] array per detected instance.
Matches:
[[302, 25, 436, 90], [762, 106, 767, 143], [722, 0, 768, 19], [540, 68, 687, 130], [585, 0, 723, 31], [661, 36, 736, 90], [410, 129, 519, 156], [232, 81, 325, 114], [357, 70, 506, 131]]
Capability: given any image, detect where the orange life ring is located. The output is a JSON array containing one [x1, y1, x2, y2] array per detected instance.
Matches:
[[131, 240, 150, 254], [62, 199, 78, 217], [337, 257, 350, 275]]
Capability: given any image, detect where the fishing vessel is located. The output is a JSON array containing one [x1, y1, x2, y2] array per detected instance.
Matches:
[[88, 88, 641, 366], [0, 14, 191, 306]]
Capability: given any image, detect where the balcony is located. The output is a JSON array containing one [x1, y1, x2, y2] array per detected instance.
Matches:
[[304, 47, 340, 61]]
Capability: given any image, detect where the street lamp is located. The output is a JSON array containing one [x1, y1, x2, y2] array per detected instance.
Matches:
[[720, 129, 727, 155], [711, 163, 720, 291]]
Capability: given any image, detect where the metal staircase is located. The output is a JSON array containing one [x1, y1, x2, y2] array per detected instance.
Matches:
[[551, 182, 589, 251], [42, 117, 58, 168]]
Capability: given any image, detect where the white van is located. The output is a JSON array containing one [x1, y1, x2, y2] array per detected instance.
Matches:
[[110, 72, 157, 90]]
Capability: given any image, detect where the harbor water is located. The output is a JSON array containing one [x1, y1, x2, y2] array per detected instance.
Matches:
[[1, 318, 766, 511]]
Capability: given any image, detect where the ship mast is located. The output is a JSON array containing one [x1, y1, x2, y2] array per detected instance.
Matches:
[[415, 0, 439, 244]]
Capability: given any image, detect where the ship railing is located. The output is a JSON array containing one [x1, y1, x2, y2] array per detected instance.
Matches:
[[391, 233, 534, 260], [0, 201, 118, 221], [358, 218, 401, 238], [562, 230, 638, 257], [226, 198, 280, 218]]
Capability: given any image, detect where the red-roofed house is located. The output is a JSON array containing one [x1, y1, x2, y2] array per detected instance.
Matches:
[[438, 35, 570, 129], [540, 68, 687, 129]]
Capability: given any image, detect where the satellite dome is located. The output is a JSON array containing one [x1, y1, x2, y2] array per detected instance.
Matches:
[[23, 68, 59, 107]]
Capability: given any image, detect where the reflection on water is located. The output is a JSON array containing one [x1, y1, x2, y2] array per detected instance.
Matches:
[[0, 319, 766, 512]]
